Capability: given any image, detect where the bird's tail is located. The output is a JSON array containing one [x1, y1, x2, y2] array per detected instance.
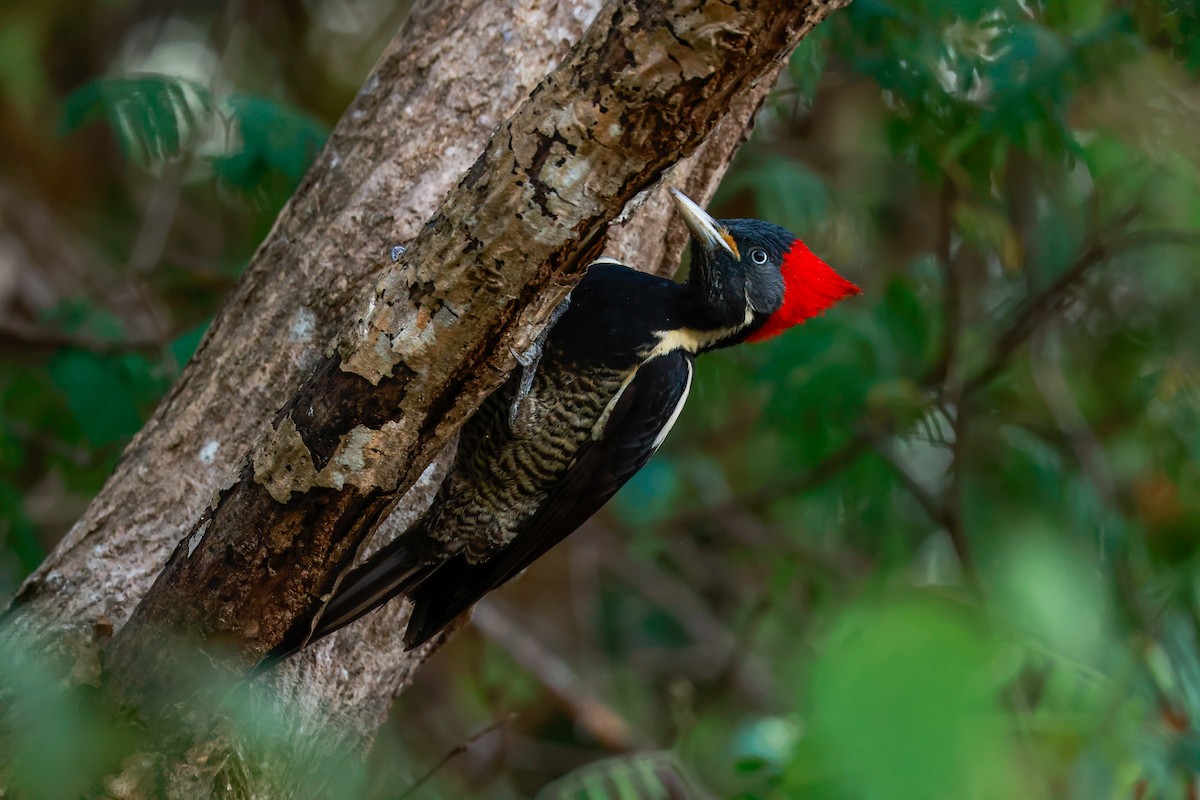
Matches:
[[259, 530, 437, 669]]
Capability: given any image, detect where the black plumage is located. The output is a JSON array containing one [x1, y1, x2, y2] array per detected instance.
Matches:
[[270, 189, 859, 659]]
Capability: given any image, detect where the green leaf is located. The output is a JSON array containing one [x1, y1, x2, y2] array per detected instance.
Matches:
[[990, 527, 1117, 669], [0, 484, 43, 584], [170, 319, 211, 369], [796, 594, 1020, 800], [48, 351, 157, 446], [0, 641, 136, 800], [61, 74, 215, 164], [732, 716, 800, 772], [873, 276, 930, 372], [787, 26, 829, 104], [211, 95, 327, 198], [722, 159, 831, 234], [734, 756, 770, 775]]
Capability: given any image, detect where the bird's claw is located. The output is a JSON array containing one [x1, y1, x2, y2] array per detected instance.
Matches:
[[508, 294, 572, 431], [509, 343, 542, 431], [511, 342, 540, 368]]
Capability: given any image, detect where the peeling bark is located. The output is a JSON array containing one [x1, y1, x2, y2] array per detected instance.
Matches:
[[106, 0, 840, 710], [2, 0, 846, 795], [8, 0, 609, 686], [8, 0, 608, 643]]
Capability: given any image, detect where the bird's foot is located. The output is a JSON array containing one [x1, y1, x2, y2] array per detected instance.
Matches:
[[508, 294, 572, 431]]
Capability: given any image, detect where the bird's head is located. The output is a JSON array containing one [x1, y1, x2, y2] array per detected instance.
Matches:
[[670, 188, 860, 344]]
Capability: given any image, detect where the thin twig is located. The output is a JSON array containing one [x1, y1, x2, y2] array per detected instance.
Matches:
[[877, 441, 975, 582], [931, 178, 977, 579], [876, 446, 943, 525], [471, 602, 639, 752], [933, 179, 959, 388], [962, 236, 1109, 398], [589, 524, 773, 703], [642, 216, 1199, 622], [706, 590, 774, 702], [943, 401, 976, 582], [668, 429, 873, 529], [0, 317, 170, 356], [396, 712, 518, 800], [665, 220, 1198, 562], [962, 218, 1200, 402]]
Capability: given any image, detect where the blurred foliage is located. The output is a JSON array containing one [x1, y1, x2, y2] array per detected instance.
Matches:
[[61, 75, 218, 164], [60, 75, 326, 200], [1, 0, 1199, 798], [0, 630, 378, 800], [535, 752, 709, 799]]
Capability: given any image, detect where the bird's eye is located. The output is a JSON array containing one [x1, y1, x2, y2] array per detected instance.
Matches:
[[750, 248, 768, 265]]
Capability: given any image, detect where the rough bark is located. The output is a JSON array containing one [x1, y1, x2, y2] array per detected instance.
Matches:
[[2, 0, 846, 795], [9, 0, 608, 675], [105, 0, 833, 709]]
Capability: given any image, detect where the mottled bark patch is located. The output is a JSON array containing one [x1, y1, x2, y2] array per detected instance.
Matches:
[[252, 418, 319, 503]]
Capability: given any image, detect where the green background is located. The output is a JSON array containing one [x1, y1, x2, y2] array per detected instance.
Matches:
[[2, 0, 1199, 797]]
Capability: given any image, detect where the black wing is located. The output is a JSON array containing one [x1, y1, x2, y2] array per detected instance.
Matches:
[[265, 519, 437, 662], [403, 351, 694, 648]]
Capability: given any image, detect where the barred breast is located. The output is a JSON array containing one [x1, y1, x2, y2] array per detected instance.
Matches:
[[426, 345, 629, 563]]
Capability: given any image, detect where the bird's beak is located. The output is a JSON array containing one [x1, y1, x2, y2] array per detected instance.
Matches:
[[669, 188, 738, 259]]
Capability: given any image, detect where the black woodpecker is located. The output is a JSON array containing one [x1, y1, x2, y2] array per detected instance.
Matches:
[[275, 188, 860, 656]]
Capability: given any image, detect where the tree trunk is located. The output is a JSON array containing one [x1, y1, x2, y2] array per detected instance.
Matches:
[[2, 0, 846, 796]]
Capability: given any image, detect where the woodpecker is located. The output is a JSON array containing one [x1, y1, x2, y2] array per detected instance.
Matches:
[[276, 189, 860, 656]]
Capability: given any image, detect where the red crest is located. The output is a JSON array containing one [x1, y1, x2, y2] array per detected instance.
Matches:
[[746, 240, 860, 343]]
